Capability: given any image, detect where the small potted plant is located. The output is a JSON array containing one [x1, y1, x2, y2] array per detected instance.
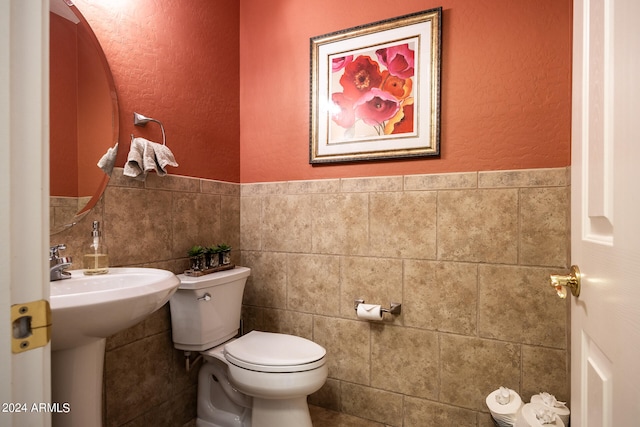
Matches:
[[205, 244, 221, 269], [217, 243, 232, 265], [187, 245, 205, 271]]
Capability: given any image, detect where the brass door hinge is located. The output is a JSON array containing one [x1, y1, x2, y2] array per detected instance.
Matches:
[[11, 300, 51, 353]]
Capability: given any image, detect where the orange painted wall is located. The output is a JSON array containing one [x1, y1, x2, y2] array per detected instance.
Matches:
[[65, 0, 571, 185], [239, 0, 573, 183], [74, 0, 241, 182]]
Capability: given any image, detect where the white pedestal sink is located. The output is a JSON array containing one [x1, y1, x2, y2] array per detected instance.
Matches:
[[49, 268, 180, 427]]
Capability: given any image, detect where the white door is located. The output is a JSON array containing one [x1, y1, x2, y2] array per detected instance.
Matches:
[[0, 1, 51, 426], [571, 0, 640, 425]]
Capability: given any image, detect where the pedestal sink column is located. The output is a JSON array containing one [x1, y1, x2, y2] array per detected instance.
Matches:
[[51, 338, 106, 427], [49, 268, 180, 427]]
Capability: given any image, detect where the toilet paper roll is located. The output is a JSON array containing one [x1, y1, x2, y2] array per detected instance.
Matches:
[[486, 387, 523, 427], [515, 403, 565, 427], [530, 393, 570, 426], [356, 304, 383, 320]]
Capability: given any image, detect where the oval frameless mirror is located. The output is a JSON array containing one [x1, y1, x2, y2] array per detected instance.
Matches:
[[50, 0, 118, 235]]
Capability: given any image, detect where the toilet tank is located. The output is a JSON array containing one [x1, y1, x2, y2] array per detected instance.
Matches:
[[170, 266, 250, 351]]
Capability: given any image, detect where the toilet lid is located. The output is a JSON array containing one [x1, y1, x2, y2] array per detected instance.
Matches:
[[224, 331, 326, 373]]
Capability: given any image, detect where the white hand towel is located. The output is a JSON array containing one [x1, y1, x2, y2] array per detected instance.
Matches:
[[124, 137, 179, 181], [97, 142, 119, 176], [152, 143, 179, 175], [142, 138, 158, 175], [123, 137, 146, 180], [143, 139, 178, 176]]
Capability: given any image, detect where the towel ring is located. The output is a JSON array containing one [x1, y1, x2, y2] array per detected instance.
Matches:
[[133, 112, 167, 145]]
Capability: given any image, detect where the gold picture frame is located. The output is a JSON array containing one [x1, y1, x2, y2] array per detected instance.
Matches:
[[310, 8, 442, 164]]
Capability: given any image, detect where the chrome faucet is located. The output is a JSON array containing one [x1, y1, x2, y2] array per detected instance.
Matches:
[[50, 244, 72, 281]]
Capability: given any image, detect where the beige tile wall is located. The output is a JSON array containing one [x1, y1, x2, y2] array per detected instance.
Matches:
[[240, 167, 571, 427], [50, 166, 570, 427], [50, 168, 240, 427]]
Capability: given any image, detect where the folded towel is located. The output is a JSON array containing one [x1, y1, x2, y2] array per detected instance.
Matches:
[[97, 142, 119, 176], [142, 139, 158, 175], [123, 137, 178, 181], [123, 137, 146, 180], [152, 143, 179, 175]]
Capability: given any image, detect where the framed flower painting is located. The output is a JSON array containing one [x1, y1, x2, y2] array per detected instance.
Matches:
[[310, 8, 442, 163]]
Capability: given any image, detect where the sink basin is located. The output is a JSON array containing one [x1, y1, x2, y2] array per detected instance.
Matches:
[[49, 267, 180, 427], [50, 267, 180, 350]]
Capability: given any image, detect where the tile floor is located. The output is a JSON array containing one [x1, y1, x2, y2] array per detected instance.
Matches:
[[309, 405, 387, 427], [182, 405, 386, 427]]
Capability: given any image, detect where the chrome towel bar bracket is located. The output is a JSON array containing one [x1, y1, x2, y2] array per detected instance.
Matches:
[[133, 112, 167, 146]]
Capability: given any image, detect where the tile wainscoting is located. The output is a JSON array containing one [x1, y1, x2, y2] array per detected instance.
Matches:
[[239, 167, 570, 427], [50, 167, 570, 427], [51, 168, 240, 427]]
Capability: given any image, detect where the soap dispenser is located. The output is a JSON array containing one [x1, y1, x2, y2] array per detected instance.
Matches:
[[83, 220, 109, 275]]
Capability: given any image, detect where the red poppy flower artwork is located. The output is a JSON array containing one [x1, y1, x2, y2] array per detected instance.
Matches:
[[329, 42, 416, 139]]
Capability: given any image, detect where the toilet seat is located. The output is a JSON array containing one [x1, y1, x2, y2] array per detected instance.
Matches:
[[223, 331, 326, 373]]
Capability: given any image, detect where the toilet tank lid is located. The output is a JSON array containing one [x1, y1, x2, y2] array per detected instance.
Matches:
[[224, 331, 326, 367], [176, 266, 250, 289]]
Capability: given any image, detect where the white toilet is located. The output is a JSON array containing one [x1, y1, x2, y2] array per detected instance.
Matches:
[[169, 266, 328, 427]]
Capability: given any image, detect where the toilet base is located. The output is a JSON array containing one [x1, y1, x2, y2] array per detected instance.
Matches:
[[196, 418, 231, 427], [196, 336, 324, 427], [197, 359, 251, 427], [196, 413, 249, 427], [251, 396, 312, 427]]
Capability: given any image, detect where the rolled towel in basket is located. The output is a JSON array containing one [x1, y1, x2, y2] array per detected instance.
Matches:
[[515, 403, 564, 427], [486, 387, 523, 427], [530, 393, 570, 426]]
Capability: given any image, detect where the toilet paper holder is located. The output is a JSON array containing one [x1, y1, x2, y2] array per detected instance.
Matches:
[[354, 299, 402, 315]]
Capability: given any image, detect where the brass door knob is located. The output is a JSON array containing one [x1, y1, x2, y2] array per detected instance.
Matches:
[[550, 265, 581, 298]]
